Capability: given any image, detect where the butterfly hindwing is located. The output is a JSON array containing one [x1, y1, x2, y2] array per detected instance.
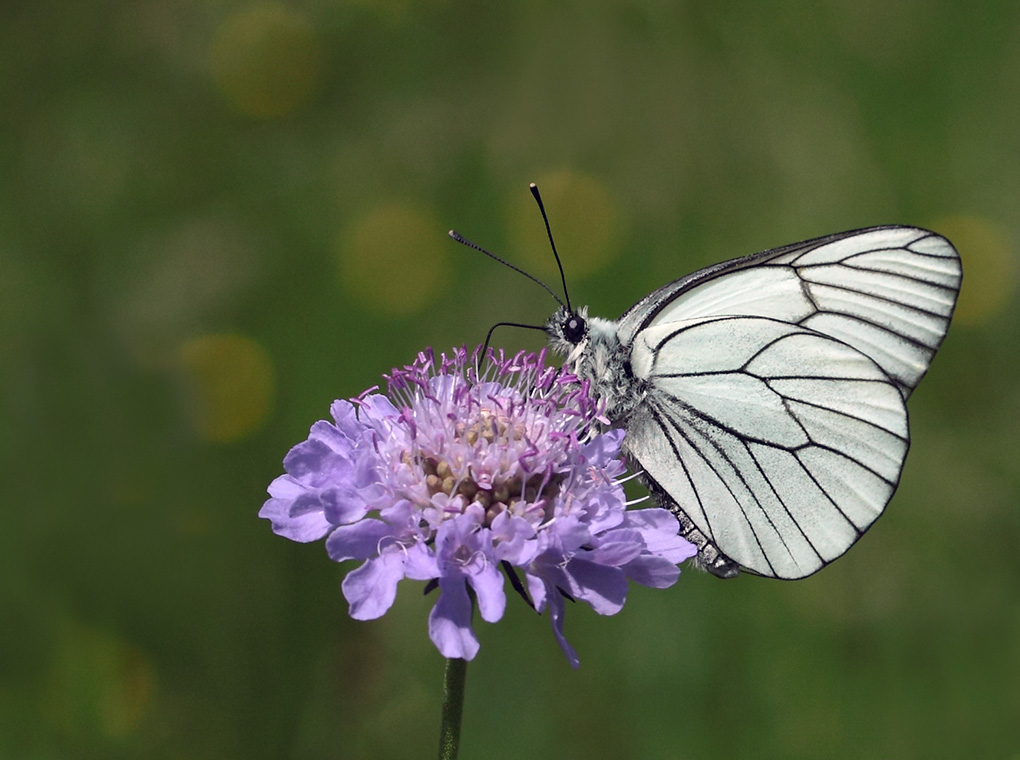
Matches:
[[624, 315, 909, 579]]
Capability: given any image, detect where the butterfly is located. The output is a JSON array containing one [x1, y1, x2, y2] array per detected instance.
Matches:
[[542, 223, 962, 579], [451, 188, 962, 580]]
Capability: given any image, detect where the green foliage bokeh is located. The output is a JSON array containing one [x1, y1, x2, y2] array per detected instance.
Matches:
[[2, 2, 1018, 758]]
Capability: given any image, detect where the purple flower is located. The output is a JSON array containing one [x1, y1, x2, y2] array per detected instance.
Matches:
[[260, 347, 696, 666]]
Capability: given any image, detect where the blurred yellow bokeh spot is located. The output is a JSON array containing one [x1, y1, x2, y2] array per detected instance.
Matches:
[[178, 334, 275, 443], [931, 215, 1015, 327], [45, 621, 155, 739], [338, 204, 448, 315], [506, 169, 623, 281], [209, 4, 323, 119]]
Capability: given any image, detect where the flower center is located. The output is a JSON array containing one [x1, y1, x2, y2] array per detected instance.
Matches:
[[403, 406, 565, 527], [456, 407, 524, 446]]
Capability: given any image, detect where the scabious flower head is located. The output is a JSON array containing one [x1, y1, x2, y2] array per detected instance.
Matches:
[[260, 346, 696, 666]]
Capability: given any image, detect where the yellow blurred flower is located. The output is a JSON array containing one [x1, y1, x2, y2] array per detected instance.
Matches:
[[931, 215, 1015, 327], [505, 169, 624, 281], [178, 334, 275, 442], [337, 203, 449, 315], [209, 4, 323, 119]]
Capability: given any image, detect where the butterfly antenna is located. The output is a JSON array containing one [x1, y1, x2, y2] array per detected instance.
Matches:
[[529, 183, 573, 313], [448, 230, 565, 308], [480, 321, 548, 366]]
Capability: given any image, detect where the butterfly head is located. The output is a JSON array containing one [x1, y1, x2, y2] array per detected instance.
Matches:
[[545, 305, 589, 362]]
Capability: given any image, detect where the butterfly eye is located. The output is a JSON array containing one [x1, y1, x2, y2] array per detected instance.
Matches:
[[563, 314, 586, 344]]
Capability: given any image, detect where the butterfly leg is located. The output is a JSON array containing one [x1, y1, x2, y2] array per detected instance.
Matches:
[[667, 502, 740, 579]]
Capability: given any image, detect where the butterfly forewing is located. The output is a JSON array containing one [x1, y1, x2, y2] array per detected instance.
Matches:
[[616, 226, 961, 398]]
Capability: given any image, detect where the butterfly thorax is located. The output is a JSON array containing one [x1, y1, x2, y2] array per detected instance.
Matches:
[[545, 306, 648, 424]]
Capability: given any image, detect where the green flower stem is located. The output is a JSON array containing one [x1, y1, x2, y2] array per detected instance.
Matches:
[[437, 657, 468, 760]]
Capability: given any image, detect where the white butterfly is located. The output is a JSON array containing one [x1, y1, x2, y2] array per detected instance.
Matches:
[[544, 225, 961, 579]]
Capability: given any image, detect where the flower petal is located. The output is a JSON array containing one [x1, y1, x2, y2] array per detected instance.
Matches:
[[308, 418, 354, 453], [326, 519, 393, 562], [546, 514, 593, 553], [563, 558, 628, 615], [283, 438, 351, 487], [585, 504, 626, 534], [266, 474, 304, 500], [622, 555, 683, 589], [469, 560, 506, 624], [403, 541, 439, 581], [319, 486, 372, 525], [259, 497, 332, 542], [329, 399, 360, 433], [577, 427, 624, 465], [545, 586, 579, 669], [358, 394, 399, 422], [490, 512, 538, 566], [341, 552, 405, 620], [620, 509, 697, 563], [526, 571, 548, 612], [429, 577, 480, 661], [587, 531, 645, 567]]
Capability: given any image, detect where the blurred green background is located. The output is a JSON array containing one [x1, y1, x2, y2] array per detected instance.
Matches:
[[2, 1, 1018, 758]]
